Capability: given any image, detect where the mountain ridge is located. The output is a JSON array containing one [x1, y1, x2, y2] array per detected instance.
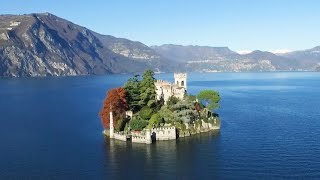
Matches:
[[0, 13, 173, 77], [152, 44, 320, 72], [0, 13, 319, 77]]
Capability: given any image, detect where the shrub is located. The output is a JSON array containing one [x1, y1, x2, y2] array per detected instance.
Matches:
[[186, 94, 197, 102], [129, 119, 148, 131], [139, 106, 153, 120], [115, 117, 130, 132], [124, 123, 129, 133], [175, 121, 181, 130], [167, 96, 180, 107], [147, 113, 164, 128], [158, 105, 174, 123], [174, 121, 186, 131], [181, 123, 186, 131]]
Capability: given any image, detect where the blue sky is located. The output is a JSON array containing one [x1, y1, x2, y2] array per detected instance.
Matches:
[[1, 0, 320, 52]]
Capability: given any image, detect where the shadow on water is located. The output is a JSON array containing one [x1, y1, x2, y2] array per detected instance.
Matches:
[[102, 130, 221, 179]]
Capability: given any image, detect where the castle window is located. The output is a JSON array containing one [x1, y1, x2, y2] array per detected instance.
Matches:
[[181, 81, 184, 86], [176, 81, 179, 85]]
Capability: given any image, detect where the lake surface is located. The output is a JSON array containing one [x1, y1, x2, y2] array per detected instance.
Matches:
[[1, 72, 320, 179]]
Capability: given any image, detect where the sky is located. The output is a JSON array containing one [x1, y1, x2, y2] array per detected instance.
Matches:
[[1, 0, 320, 53]]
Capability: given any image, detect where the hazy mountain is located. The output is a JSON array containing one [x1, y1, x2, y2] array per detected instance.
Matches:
[[151, 44, 239, 62], [0, 13, 172, 77], [153, 45, 319, 72], [242, 50, 300, 70], [282, 46, 320, 71]]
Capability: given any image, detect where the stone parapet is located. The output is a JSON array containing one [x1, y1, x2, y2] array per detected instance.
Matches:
[[132, 136, 147, 143], [113, 132, 127, 141]]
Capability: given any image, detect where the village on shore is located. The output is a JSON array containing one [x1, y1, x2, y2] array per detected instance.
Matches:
[[100, 70, 221, 144]]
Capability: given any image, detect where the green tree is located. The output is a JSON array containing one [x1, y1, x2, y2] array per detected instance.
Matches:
[[171, 99, 198, 124], [186, 94, 197, 102], [158, 105, 175, 123], [197, 90, 220, 111], [139, 70, 156, 108], [124, 75, 141, 112], [167, 96, 180, 108], [155, 96, 165, 111], [115, 117, 130, 132], [147, 113, 164, 128], [129, 118, 148, 131], [139, 106, 153, 120], [175, 121, 186, 131]]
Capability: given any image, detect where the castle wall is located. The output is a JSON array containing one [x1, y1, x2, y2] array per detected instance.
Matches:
[[132, 136, 147, 143], [162, 86, 172, 102], [173, 87, 185, 99], [113, 132, 127, 141], [152, 126, 176, 140]]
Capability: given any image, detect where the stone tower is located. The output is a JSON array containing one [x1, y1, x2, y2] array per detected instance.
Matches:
[[174, 73, 187, 90], [109, 111, 114, 138]]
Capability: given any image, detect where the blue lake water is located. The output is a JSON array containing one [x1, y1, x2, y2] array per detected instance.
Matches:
[[0, 72, 320, 179]]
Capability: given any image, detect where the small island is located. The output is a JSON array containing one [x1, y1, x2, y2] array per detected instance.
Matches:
[[99, 70, 221, 144]]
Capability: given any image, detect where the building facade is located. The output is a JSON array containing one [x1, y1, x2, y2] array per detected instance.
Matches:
[[155, 73, 187, 103]]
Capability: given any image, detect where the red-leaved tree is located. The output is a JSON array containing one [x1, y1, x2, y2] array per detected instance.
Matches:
[[99, 87, 128, 129]]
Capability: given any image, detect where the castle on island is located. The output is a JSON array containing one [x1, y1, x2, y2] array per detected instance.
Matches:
[[105, 73, 220, 144]]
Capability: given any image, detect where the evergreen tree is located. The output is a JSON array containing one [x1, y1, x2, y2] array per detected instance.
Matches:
[[139, 70, 156, 108], [129, 116, 148, 131], [139, 106, 153, 120], [124, 75, 141, 112]]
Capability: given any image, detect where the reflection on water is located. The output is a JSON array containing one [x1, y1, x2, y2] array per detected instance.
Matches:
[[103, 131, 221, 179]]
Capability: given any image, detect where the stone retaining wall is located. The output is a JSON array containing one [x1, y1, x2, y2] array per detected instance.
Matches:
[[132, 136, 147, 143], [152, 126, 176, 140], [113, 132, 127, 141]]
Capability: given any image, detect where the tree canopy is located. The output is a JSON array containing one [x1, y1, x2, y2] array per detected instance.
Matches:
[[124, 70, 157, 112], [147, 113, 164, 128], [99, 87, 128, 129], [171, 99, 198, 123], [129, 117, 148, 131], [158, 105, 175, 123], [197, 90, 220, 111], [139, 106, 153, 120], [124, 75, 141, 112], [139, 70, 156, 108]]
